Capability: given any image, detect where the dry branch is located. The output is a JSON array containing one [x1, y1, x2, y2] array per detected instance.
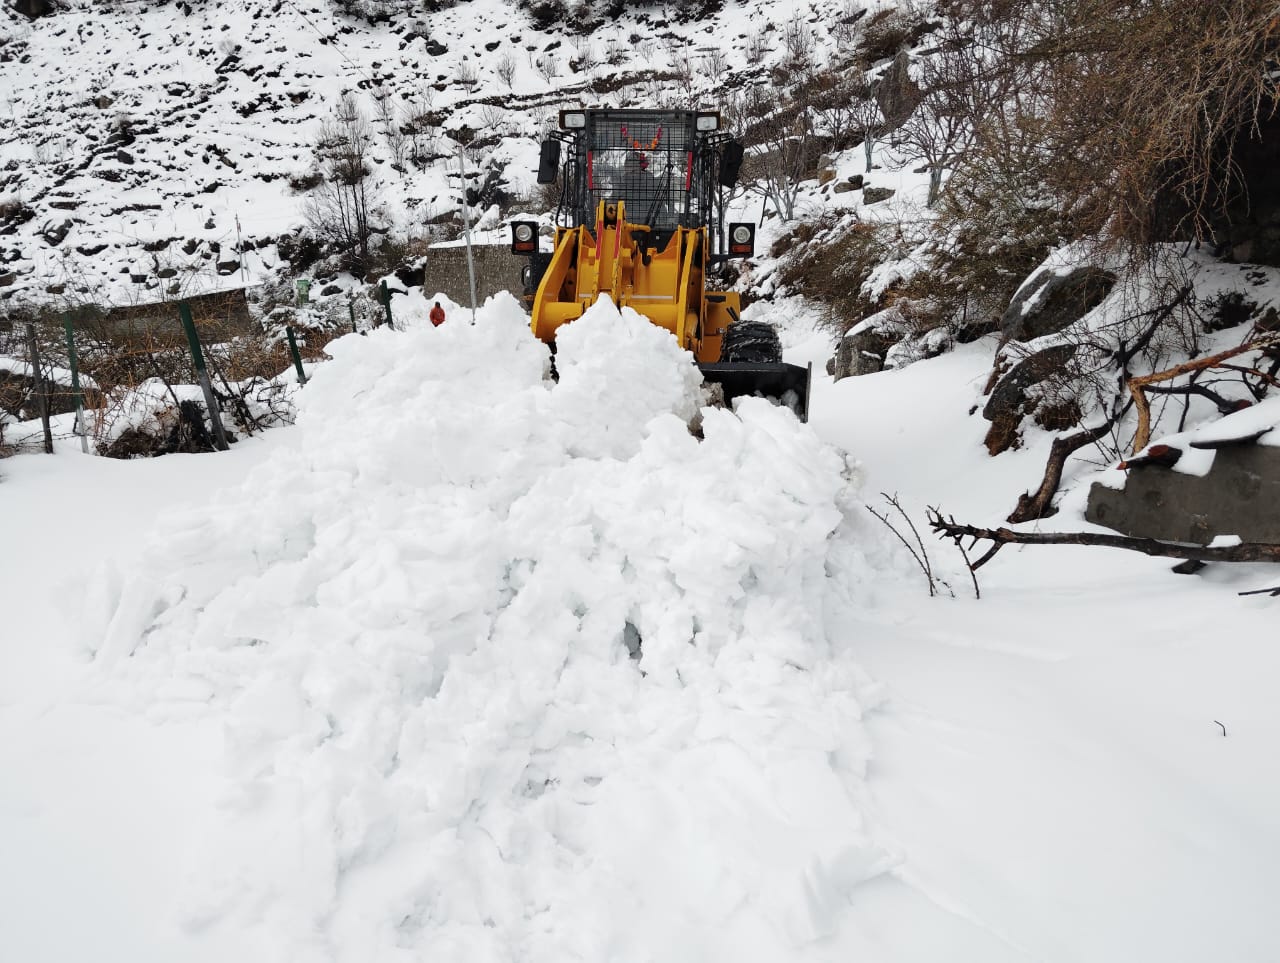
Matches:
[[929, 509, 1280, 569], [1128, 334, 1280, 453]]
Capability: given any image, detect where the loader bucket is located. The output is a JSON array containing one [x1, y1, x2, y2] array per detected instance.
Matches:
[[698, 361, 812, 423]]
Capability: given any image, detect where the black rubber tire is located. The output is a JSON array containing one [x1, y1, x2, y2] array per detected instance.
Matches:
[[720, 320, 782, 364]]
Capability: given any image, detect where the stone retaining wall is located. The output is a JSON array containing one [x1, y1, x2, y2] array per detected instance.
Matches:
[[420, 244, 525, 307]]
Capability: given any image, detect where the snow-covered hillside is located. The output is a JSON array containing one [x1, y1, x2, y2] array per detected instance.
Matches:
[[0, 0, 867, 305]]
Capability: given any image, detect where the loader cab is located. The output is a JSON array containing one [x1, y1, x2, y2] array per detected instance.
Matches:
[[537, 108, 743, 258]]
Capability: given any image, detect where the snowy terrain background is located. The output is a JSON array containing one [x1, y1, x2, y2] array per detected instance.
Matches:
[[4, 1, 1280, 961]]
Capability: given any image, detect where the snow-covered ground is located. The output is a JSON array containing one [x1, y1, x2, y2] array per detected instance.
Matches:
[[4, 295, 1279, 962]]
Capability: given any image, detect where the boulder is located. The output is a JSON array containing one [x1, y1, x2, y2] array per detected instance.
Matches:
[[1000, 264, 1115, 342], [13, 0, 52, 19], [1153, 107, 1280, 267], [863, 186, 895, 204], [1087, 445, 1280, 543], [40, 218, 73, 247], [833, 325, 898, 380], [982, 343, 1078, 454], [874, 51, 922, 131]]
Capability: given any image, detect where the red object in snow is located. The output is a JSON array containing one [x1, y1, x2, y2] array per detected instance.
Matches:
[[430, 302, 446, 327]]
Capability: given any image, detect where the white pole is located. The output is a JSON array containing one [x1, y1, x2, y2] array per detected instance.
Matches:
[[457, 145, 479, 324]]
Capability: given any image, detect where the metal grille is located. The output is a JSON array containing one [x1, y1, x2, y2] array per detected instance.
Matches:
[[584, 112, 693, 231]]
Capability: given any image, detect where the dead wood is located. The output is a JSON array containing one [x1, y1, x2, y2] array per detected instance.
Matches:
[[1128, 335, 1280, 453], [928, 509, 1280, 569], [1006, 415, 1122, 523]]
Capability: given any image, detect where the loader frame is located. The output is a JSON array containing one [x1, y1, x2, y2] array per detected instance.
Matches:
[[516, 108, 810, 421]]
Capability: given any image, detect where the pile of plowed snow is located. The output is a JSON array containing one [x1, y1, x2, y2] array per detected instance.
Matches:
[[86, 294, 891, 962]]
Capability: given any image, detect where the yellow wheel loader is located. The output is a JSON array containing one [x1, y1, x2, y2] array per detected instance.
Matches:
[[509, 108, 811, 421]]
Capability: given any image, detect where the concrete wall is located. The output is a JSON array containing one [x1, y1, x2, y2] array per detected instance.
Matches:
[[1086, 445, 1280, 543], [421, 245, 526, 307]]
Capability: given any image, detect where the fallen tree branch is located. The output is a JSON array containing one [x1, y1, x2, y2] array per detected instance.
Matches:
[[1005, 287, 1194, 525], [928, 509, 1280, 569], [1007, 409, 1126, 523], [1129, 334, 1280, 453]]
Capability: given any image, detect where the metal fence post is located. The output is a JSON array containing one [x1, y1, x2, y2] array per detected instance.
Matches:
[[24, 322, 53, 454], [178, 301, 230, 451], [63, 313, 89, 453], [285, 326, 308, 385]]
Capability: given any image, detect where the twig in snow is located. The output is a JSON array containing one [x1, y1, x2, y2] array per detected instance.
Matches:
[[867, 493, 952, 598]]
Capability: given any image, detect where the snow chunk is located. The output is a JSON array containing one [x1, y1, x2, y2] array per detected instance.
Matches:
[[87, 295, 887, 961]]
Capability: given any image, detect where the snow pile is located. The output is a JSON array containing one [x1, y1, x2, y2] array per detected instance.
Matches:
[[87, 294, 888, 961]]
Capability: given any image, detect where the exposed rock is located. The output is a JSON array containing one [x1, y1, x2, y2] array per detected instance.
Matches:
[[395, 263, 425, 288], [833, 181, 857, 194], [1154, 106, 1280, 267], [874, 51, 922, 132], [1000, 265, 1115, 342], [818, 168, 837, 186], [216, 259, 241, 276], [982, 343, 1079, 454], [863, 186, 895, 204], [116, 149, 135, 164], [833, 325, 898, 380], [40, 218, 73, 246], [13, 0, 52, 19], [425, 40, 448, 56], [1088, 445, 1280, 543]]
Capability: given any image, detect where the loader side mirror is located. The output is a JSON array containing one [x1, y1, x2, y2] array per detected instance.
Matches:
[[719, 141, 744, 187], [537, 139, 560, 184]]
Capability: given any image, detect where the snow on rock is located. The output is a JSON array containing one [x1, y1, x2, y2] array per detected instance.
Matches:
[[86, 294, 888, 961]]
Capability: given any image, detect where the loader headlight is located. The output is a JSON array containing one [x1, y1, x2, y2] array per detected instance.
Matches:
[[728, 221, 755, 257], [560, 110, 586, 129], [696, 112, 720, 132], [510, 220, 539, 254]]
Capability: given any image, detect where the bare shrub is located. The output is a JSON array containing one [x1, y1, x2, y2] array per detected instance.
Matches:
[[535, 52, 558, 84], [495, 53, 517, 88], [455, 59, 480, 93]]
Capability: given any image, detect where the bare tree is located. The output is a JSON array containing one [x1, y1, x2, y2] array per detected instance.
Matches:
[[373, 93, 407, 168], [304, 93, 378, 275], [734, 85, 822, 222], [403, 94, 436, 167]]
